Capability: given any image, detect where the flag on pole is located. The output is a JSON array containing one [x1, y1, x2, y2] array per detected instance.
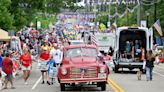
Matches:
[[153, 19, 163, 36], [91, 35, 97, 46]]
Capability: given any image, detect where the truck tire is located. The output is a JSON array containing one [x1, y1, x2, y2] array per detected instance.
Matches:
[[101, 82, 106, 91], [60, 83, 65, 91]]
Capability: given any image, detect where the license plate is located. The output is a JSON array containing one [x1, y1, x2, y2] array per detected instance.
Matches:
[[98, 73, 106, 78]]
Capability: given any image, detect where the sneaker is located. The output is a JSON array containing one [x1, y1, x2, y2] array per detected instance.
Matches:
[[11, 87, 16, 89], [3, 87, 7, 89], [25, 82, 28, 85], [47, 81, 51, 85], [42, 81, 45, 84]]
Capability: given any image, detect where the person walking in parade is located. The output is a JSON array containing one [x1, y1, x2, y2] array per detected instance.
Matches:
[[46, 57, 56, 85], [0, 49, 2, 71], [39, 47, 51, 85], [2, 53, 15, 89], [145, 50, 155, 81], [20, 49, 32, 85], [50, 43, 63, 67]]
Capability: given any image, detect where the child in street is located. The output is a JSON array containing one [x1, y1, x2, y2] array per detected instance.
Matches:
[[46, 57, 57, 85]]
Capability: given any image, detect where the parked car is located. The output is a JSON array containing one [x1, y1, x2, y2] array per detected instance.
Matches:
[[58, 44, 109, 91]]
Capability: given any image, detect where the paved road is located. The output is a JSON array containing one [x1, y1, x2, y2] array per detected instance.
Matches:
[[3, 62, 164, 92], [2, 62, 113, 92], [109, 63, 164, 92]]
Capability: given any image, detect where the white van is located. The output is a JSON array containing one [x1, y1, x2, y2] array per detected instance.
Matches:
[[113, 27, 153, 72]]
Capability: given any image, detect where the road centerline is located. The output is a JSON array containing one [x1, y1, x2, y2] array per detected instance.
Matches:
[[31, 76, 42, 90], [108, 78, 125, 92]]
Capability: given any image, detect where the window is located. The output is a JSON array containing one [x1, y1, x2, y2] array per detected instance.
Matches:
[[66, 47, 97, 58]]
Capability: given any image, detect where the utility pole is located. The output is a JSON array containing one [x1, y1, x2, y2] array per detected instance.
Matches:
[[126, 4, 129, 26], [137, 0, 141, 26], [93, 0, 97, 22], [108, 1, 110, 22], [154, 0, 157, 22]]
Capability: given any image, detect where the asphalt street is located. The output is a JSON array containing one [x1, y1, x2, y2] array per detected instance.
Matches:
[[1, 62, 113, 92], [2, 62, 164, 92], [109, 63, 164, 92]]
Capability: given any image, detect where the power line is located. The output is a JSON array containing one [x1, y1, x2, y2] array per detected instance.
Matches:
[[142, 0, 161, 6]]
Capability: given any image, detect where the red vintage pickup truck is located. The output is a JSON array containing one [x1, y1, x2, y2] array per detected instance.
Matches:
[[58, 44, 109, 91]]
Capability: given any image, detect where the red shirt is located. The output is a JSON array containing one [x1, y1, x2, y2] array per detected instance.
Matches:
[[20, 54, 31, 67], [40, 52, 50, 60], [2, 57, 13, 74]]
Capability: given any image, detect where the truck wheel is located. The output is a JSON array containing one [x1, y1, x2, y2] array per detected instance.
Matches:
[[101, 82, 106, 91], [60, 83, 65, 91], [71, 83, 75, 86]]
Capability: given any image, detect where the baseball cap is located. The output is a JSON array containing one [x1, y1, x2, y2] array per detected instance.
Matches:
[[44, 47, 48, 51]]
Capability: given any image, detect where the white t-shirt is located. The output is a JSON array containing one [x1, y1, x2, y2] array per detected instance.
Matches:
[[45, 35, 49, 42], [50, 48, 63, 63]]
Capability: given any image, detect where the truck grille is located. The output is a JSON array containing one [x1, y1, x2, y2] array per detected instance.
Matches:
[[70, 67, 97, 78]]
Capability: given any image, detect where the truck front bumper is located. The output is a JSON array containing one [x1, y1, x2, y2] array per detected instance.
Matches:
[[60, 77, 107, 83]]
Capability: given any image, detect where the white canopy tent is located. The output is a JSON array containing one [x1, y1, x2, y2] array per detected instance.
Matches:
[[0, 29, 10, 41]]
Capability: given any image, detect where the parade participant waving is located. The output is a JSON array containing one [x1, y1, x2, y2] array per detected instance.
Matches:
[[39, 47, 50, 85], [20, 48, 32, 85], [41, 42, 50, 52]]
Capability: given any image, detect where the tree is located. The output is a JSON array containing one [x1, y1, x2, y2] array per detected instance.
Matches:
[[0, 0, 14, 30]]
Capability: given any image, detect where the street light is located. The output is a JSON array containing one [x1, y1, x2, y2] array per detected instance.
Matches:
[[146, 11, 150, 28]]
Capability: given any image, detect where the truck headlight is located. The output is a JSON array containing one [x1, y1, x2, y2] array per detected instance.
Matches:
[[100, 67, 105, 73], [61, 69, 67, 75]]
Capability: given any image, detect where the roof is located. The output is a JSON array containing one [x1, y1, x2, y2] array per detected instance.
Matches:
[[0, 29, 10, 41], [64, 44, 97, 49], [0, 29, 18, 41], [116, 27, 149, 35]]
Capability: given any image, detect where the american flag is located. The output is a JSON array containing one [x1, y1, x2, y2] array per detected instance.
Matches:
[[153, 20, 163, 36], [91, 35, 97, 46]]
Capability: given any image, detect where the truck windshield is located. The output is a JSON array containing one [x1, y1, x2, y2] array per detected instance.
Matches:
[[66, 48, 97, 58]]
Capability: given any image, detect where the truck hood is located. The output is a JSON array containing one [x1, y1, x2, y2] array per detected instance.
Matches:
[[69, 57, 97, 64]]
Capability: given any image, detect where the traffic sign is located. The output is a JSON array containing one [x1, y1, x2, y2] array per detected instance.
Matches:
[[8, 30, 14, 36]]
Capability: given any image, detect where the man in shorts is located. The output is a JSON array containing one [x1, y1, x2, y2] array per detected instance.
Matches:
[[2, 53, 15, 89]]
